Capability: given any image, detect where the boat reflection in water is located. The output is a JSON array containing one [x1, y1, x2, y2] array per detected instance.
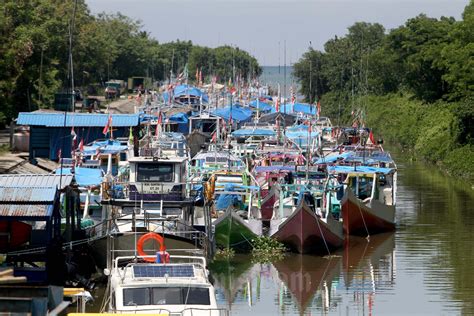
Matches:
[[338, 232, 396, 315], [208, 233, 396, 315], [273, 254, 341, 315]]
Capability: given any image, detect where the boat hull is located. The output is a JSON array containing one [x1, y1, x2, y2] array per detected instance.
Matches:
[[341, 189, 395, 236], [271, 202, 343, 254], [214, 210, 260, 251]]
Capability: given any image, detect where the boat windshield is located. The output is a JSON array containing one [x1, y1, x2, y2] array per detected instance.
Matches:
[[123, 287, 210, 306], [137, 163, 174, 182]]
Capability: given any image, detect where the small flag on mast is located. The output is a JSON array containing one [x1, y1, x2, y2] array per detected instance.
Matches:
[[103, 115, 112, 136]]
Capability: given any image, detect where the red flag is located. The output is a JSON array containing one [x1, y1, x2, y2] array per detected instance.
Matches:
[[103, 115, 112, 135], [79, 139, 84, 152], [57, 148, 62, 160], [317, 101, 321, 117], [211, 131, 217, 143], [369, 130, 375, 144], [275, 97, 280, 112], [157, 111, 163, 124]]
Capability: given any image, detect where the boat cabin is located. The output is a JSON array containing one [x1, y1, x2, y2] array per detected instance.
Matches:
[[108, 255, 222, 315]]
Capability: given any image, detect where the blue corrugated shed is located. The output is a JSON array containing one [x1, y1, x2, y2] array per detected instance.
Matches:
[[17, 112, 139, 127]]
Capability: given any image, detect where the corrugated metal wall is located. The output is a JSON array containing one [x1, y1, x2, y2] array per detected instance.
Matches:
[[31, 126, 130, 160]]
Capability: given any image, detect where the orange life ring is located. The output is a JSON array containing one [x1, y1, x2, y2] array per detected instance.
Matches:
[[137, 232, 167, 263]]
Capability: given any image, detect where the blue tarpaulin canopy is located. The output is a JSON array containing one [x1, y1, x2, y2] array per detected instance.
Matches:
[[315, 152, 352, 164], [169, 112, 189, 123], [82, 139, 128, 156], [56, 167, 103, 187], [163, 85, 209, 103], [232, 128, 275, 137], [327, 165, 395, 175], [215, 184, 242, 210], [271, 103, 317, 115], [248, 100, 273, 112], [213, 105, 252, 123]]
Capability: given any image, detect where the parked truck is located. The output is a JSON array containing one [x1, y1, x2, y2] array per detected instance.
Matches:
[[105, 79, 126, 99], [127, 77, 152, 93]]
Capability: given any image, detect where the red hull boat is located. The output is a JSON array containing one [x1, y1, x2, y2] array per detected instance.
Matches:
[[341, 189, 395, 236], [272, 201, 343, 254]]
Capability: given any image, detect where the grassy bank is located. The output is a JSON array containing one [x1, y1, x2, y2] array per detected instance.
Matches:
[[358, 94, 474, 184]]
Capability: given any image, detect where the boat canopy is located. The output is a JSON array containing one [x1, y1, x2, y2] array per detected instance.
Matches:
[[232, 128, 276, 137], [315, 152, 352, 164], [162, 84, 209, 103], [248, 99, 273, 112], [169, 112, 189, 123], [327, 165, 395, 175], [82, 140, 128, 156], [272, 103, 317, 115], [56, 167, 104, 187], [213, 105, 252, 123]]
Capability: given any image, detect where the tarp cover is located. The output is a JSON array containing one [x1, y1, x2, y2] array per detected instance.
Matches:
[[56, 167, 103, 187], [327, 165, 394, 175], [248, 100, 273, 112], [213, 105, 252, 123], [232, 128, 275, 137], [163, 85, 209, 103], [215, 184, 242, 210]]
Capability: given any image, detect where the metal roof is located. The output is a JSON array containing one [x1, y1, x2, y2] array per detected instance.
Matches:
[[0, 174, 73, 189], [0, 186, 57, 203], [17, 112, 139, 127], [0, 204, 52, 218]]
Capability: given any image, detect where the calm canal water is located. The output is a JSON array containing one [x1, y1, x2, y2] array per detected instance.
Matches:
[[88, 150, 474, 315], [208, 150, 474, 315]]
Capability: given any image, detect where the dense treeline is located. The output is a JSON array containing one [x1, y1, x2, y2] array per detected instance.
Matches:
[[294, 1, 473, 182], [0, 0, 261, 125]]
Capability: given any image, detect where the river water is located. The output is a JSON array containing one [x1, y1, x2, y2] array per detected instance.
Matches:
[[207, 150, 474, 315], [86, 150, 474, 315]]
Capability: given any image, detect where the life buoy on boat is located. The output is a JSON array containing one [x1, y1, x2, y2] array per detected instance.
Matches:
[[137, 232, 169, 263]]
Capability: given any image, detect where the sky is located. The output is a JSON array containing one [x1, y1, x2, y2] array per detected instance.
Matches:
[[86, 0, 468, 66]]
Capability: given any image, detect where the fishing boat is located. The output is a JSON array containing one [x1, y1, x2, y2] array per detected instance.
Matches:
[[204, 171, 262, 250], [271, 196, 344, 254], [91, 132, 208, 268], [106, 251, 225, 315], [328, 165, 397, 236]]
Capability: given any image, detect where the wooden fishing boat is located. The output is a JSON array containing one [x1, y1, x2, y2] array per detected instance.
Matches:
[[206, 171, 262, 250], [213, 208, 260, 250], [341, 189, 395, 235], [271, 200, 343, 254], [328, 165, 397, 236]]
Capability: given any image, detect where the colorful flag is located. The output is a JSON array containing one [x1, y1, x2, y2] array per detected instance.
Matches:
[[290, 86, 296, 105], [211, 131, 217, 143], [103, 115, 112, 135], [369, 130, 375, 144]]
